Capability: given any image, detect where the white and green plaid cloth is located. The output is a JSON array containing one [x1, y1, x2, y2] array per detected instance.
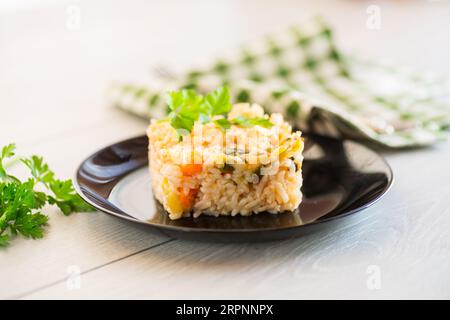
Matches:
[[108, 17, 450, 148]]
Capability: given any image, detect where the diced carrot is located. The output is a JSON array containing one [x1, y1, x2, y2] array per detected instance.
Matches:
[[179, 188, 199, 209], [180, 164, 202, 176]]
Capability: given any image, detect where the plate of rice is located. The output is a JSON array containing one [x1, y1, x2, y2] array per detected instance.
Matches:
[[75, 87, 393, 242]]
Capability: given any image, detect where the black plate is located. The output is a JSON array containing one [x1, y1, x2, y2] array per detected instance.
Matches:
[[74, 134, 393, 242]]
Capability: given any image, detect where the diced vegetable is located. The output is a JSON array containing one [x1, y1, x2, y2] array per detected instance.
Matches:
[[179, 188, 198, 209], [162, 178, 183, 215], [180, 164, 202, 176]]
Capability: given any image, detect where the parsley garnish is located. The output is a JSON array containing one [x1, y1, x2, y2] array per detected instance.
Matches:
[[230, 115, 274, 128], [212, 118, 232, 131], [0, 143, 95, 247], [165, 86, 273, 138], [213, 116, 273, 132]]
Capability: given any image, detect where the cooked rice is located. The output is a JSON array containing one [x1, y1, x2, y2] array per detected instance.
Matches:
[[147, 103, 304, 220]]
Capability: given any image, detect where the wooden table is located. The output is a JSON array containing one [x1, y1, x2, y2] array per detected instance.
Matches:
[[1, 0, 449, 299]]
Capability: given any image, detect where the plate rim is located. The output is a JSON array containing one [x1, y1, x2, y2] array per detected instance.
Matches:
[[74, 134, 394, 234]]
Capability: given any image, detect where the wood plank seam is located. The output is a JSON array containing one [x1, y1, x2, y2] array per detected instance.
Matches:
[[9, 238, 176, 299]]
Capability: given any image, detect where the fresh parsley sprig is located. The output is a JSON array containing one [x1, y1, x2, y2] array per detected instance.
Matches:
[[0, 144, 20, 183], [21, 156, 93, 215], [213, 115, 273, 132], [166, 86, 273, 138], [0, 144, 95, 247]]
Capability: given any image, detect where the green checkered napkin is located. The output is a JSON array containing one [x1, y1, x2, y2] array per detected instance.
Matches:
[[108, 17, 450, 148]]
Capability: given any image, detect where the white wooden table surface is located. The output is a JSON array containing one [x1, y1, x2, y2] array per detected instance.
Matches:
[[1, 0, 450, 300]]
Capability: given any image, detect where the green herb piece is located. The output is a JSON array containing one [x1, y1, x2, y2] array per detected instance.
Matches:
[[164, 86, 272, 136], [22, 155, 95, 215], [213, 118, 232, 131], [204, 86, 231, 116], [214, 115, 274, 131], [0, 180, 49, 247], [21, 155, 55, 185], [231, 116, 274, 128], [166, 89, 203, 135], [0, 144, 20, 183], [48, 180, 93, 215], [0, 144, 95, 247]]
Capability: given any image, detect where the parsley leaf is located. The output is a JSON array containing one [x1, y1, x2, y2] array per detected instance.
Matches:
[[213, 116, 273, 131], [165, 86, 273, 136], [22, 156, 94, 216], [21, 155, 55, 186], [213, 118, 232, 131], [231, 115, 274, 128], [167, 89, 204, 135], [0, 179, 48, 247], [47, 179, 94, 215], [1, 143, 15, 159], [13, 211, 48, 239], [169, 113, 196, 137], [0, 143, 20, 183], [0, 144, 95, 247], [204, 86, 231, 115]]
